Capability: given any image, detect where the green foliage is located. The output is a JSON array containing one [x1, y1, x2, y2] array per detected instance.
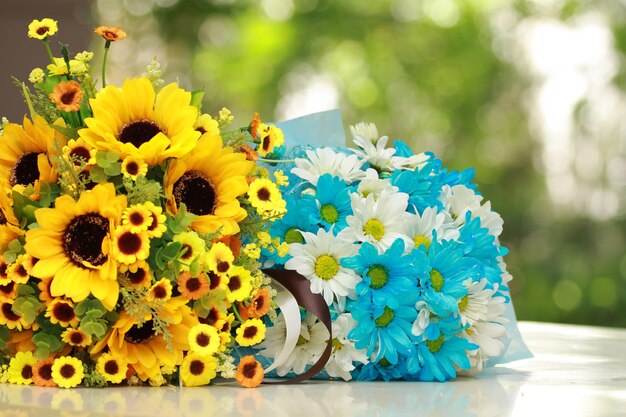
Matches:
[[33, 313, 65, 359], [190, 90, 205, 111], [76, 299, 110, 338], [95, 150, 122, 176], [0, 327, 9, 351], [166, 203, 196, 235], [12, 286, 43, 325], [124, 176, 163, 205]]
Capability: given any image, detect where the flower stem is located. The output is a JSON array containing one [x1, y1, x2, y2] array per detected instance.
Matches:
[[43, 39, 55, 65], [101, 41, 111, 88]]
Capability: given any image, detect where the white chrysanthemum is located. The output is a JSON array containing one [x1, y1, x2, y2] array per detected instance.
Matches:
[[404, 206, 459, 251], [461, 284, 509, 374], [356, 168, 397, 199], [350, 122, 379, 142], [291, 148, 365, 186], [351, 132, 396, 171], [459, 278, 493, 327], [338, 189, 412, 252], [412, 300, 431, 337], [259, 313, 329, 376], [389, 151, 432, 171], [285, 229, 359, 307], [324, 313, 369, 381], [439, 185, 504, 237]]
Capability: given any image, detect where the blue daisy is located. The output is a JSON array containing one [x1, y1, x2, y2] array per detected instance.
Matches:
[[349, 294, 418, 365], [341, 239, 417, 314], [300, 173, 353, 234], [354, 358, 409, 381], [390, 154, 446, 214]]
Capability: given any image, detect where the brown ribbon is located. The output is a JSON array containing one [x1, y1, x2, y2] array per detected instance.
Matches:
[[261, 269, 333, 384]]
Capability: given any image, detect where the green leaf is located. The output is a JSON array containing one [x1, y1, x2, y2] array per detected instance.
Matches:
[[0, 327, 9, 350], [103, 162, 122, 176], [7, 239, 22, 252], [89, 166, 108, 183], [2, 252, 16, 264], [105, 150, 120, 162], [189, 259, 201, 277], [50, 123, 79, 140], [190, 90, 205, 111], [161, 242, 183, 260]]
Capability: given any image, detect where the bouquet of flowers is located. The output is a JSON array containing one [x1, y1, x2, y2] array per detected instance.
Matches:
[[0, 19, 288, 388], [259, 122, 514, 381]]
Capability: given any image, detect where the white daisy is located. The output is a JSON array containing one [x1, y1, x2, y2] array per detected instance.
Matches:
[[404, 206, 459, 251], [351, 131, 396, 172], [324, 313, 369, 381], [350, 122, 379, 142], [439, 184, 504, 237], [411, 300, 431, 337], [389, 151, 432, 172], [291, 147, 365, 186], [458, 278, 493, 327], [259, 313, 329, 376], [285, 229, 359, 307], [356, 168, 397, 199], [337, 189, 412, 252]]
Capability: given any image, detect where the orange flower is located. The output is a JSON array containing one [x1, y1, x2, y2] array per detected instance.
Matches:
[[49, 80, 84, 112], [217, 235, 242, 259], [234, 355, 263, 388], [246, 288, 272, 319], [32, 358, 57, 387], [94, 26, 126, 41], [241, 144, 258, 161], [177, 271, 210, 300], [248, 112, 261, 139]]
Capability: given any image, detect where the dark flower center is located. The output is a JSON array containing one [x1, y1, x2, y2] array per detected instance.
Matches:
[[124, 320, 156, 344], [127, 269, 146, 284], [243, 326, 258, 339], [0, 281, 15, 296], [0, 210, 7, 225], [1, 302, 20, 321], [173, 171, 217, 216], [61, 91, 77, 105], [262, 135, 271, 152], [63, 213, 109, 268], [196, 333, 210, 347], [10, 152, 42, 187], [129, 212, 145, 226], [196, 127, 207, 134], [36, 27, 49, 35], [201, 307, 219, 326], [69, 146, 91, 165], [147, 213, 159, 231], [0, 263, 7, 278], [207, 272, 221, 290], [53, 302, 75, 323], [217, 261, 229, 273], [118, 120, 163, 148], [227, 275, 241, 292], [152, 285, 168, 299], [70, 332, 84, 345], [256, 187, 271, 202], [117, 231, 142, 255], [190, 359, 205, 376], [38, 363, 53, 380], [60, 364, 75, 379], [242, 362, 257, 379], [21, 365, 33, 380], [125, 161, 139, 176], [181, 244, 193, 260], [185, 277, 201, 292], [104, 360, 119, 375], [253, 295, 265, 311], [15, 264, 27, 278]]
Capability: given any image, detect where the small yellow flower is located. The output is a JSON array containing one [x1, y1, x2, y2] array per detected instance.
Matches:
[[257, 123, 284, 157], [180, 352, 217, 387], [8, 351, 37, 385], [206, 242, 233, 275], [273, 169, 289, 186], [61, 328, 92, 347], [174, 231, 206, 270], [277, 242, 290, 257], [235, 319, 266, 347], [8, 255, 30, 284], [75, 51, 94, 62], [47, 57, 69, 76], [122, 204, 154, 233], [29, 68, 45, 84], [188, 323, 221, 356], [243, 243, 261, 259], [112, 226, 151, 265], [218, 107, 234, 126], [247, 178, 286, 214], [226, 266, 252, 303], [121, 155, 148, 180], [52, 356, 84, 388], [144, 201, 167, 238], [256, 231, 272, 248], [194, 114, 220, 137], [28, 18, 58, 40], [96, 353, 128, 384], [46, 298, 79, 328], [69, 60, 88, 76], [146, 278, 172, 303]]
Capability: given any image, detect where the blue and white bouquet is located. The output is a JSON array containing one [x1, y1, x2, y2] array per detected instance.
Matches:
[[258, 121, 517, 381]]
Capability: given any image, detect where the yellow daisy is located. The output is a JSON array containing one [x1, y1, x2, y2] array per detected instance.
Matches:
[[226, 266, 252, 303], [194, 114, 220, 139], [8, 351, 37, 385], [187, 323, 220, 356], [96, 352, 128, 384], [61, 328, 92, 347], [90, 298, 197, 381], [0, 280, 17, 300], [111, 226, 150, 265], [206, 271, 229, 293], [146, 278, 172, 303], [143, 201, 167, 238], [28, 18, 58, 39], [0, 298, 30, 330], [0, 116, 61, 190], [121, 262, 152, 288], [7, 255, 30, 284], [173, 231, 205, 270], [51, 356, 84, 388], [164, 136, 253, 236], [0, 189, 23, 251], [62, 138, 96, 167], [180, 352, 217, 387], [205, 242, 233, 275], [46, 298, 79, 328], [256, 123, 284, 157], [235, 319, 266, 347], [79, 77, 200, 166], [121, 155, 148, 180], [122, 204, 154, 233], [24, 183, 127, 310], [247, 178, 286, 214]]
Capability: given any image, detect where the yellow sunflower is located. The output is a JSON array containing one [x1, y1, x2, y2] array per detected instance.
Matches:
[[0, 188, 23, 251], [225, 266, 252, 303], [235, 318, 266, 347], [146, 278, 172, 303], [256, 123, 284, 157], [28, 18, 58, 39], [24, 183, 127, 310], [164, 136, 253, 236], [61, 328, 92, 347], [90, 297, 197, 381], [79, 77, 200, 166], [180, 352, 217, 387], [173, 231, 205, 270], [0, 298, 31, 330], [8, 351, 37, 385], [45, 298, 79, 328], [143, 201, 167, 238], [247, 178, 286, 214], [0, 116, 62, 191], [111, 226, 150, 265], [194, 114, 220, 139], [51, 356, 84, 388], [205, 242, 233, 275], [187, 323, 220, 356], [62, 138, 96, 167], [122, 204, 153, 233], [120, 155, 147, 180], [96, 352, 128, 384]]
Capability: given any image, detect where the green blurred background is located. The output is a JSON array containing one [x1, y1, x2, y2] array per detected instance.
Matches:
[[2, 0, 625, 326]]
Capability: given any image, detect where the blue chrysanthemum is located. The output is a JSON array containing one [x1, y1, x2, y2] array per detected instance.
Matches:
[[341, 239, 417, 314], [349, 294, 418, 365], [300, 173, 353, 234], [263, 196, 315, 265], [354, 358, 409, 381], [390, 155, 446, 214]]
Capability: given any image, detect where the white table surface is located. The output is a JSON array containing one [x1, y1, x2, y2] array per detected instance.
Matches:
[[0, 321, 625, 417]]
